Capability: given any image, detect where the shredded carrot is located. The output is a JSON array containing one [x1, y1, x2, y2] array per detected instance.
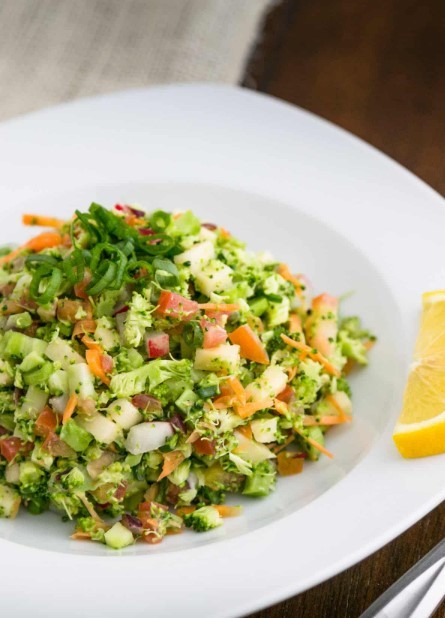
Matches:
[[303, 415, 351, 426], [286, 366, 298, 381], [277, 263, 304, 296], [326, 394, 349, 420], [198, 302, 240, 312], [236, 424, 253, 440], [294, 427, 334, 459], [212, 395, 237, 409], [236, 397, 274, 419], [289, 313, 304, 337], [25, 231, 63, 252], [0, 247, 24, 265], [219, 227, 231, 239], [157, 450, 185, 481], [280, 334, 340, 377], [273, 399, 289, 416], [277, 452, 304, 476], [85, 349, 110, 385], [272, 434, 295, 454], [176, 505, 196, 517], [0, 230, 63, 266], [226, 376, 246, 405], [214, 505, 242, 517], [22, 214, 66, 229], [73, 319, 96, 339], [82, 335, 103, 353], [364, 339, 375, 351], [62, 393, 78, 424]]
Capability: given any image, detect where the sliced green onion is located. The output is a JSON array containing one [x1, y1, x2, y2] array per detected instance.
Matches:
[[183, 321, 204, 348], [138, 234, 175, 256], [25, 254, 60, 268], [29, 266, 63, 304], [150, 210, 171, 232], [62, 249, 85, 284], [86, 261, 117, 295]]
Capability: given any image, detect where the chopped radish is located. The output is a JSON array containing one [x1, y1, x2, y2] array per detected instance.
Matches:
[[145, 332, 170, 358], [201, 320, 227, 349], [155, 291, 198, 320]]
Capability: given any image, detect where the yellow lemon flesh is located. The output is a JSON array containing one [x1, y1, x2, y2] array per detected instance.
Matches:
[[393, 290, 445, 458]]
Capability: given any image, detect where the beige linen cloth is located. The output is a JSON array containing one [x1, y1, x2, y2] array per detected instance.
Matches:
[[0, 0, 272, 121]]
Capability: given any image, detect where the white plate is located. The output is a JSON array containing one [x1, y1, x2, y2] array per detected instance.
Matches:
[[0, 85, 444, 617]]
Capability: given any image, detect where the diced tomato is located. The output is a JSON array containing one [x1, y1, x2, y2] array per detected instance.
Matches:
[[114, 481, 128, 501], [0, 437, 30, 462], [100, 354, 114, 374], [228, 324, 269, 365], [201, 320, 227, 349], [193, 437, 216, 456], [276, 385, 295, 404], [155, 291, 198, 320], [42, 432, 75, 458], [145, 332, 170, 358], [74, 270, 92, 300], [34, 407, 58, 437]]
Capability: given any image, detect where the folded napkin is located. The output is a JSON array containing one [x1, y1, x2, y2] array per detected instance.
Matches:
[[0, 0, 273, 121]]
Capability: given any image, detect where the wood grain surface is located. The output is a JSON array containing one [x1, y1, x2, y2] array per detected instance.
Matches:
[[244, 1, 445, 616]]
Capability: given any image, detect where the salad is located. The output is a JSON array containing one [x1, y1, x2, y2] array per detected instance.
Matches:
[[0, 204, 374, 549]]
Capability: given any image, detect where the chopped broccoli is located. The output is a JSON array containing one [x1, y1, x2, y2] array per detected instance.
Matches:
[[243, 460, 276, 497], [183, 505, 223, 532], [123, 291, 154, 347]]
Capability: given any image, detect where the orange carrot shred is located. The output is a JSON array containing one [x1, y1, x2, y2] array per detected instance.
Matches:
[[85, 349, 110, 385], [157, 450, 185, 481], [63, 393, 78, 424], [22, 214, 66, 229], [82, 335, 103, 353], [226, 376, 246, 405], [198, 302, 240, 312], [236, 398, 274, 419], [280, 334, 340, 377]]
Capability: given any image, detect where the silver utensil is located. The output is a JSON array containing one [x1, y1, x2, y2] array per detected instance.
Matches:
[[360, 537, 445, 618]]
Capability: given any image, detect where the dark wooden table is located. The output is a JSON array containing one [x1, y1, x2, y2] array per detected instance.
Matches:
[[244, 1, 445, 616]]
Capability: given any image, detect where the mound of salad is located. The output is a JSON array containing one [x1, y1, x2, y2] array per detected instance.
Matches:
[[0, 204, 374, 548]]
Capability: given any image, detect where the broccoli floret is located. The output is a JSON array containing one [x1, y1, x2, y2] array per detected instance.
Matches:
[[94, 290, 121, 318], [196, 485, 226, 505], [123, 291, 154, 347], [336, 377, 352, 397], [77, 516, 106, 542], [243, 460, 276, 497], [183, 505, 223, 532]]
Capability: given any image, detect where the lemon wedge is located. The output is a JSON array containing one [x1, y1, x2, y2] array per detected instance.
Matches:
[[393, 290, 445, 458]]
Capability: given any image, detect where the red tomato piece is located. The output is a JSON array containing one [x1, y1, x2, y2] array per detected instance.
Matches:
[[201, 320, 228, 349], [155, 291, 198, 320], [34, 407, 58, 437], [193, 437, 216, 456], [0, 437, 26, 462], [146, 332, 170, 358]]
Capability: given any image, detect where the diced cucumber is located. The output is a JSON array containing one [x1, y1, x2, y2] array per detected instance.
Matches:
[[245, 366, 287, 403], [174, 241, 215, 276], [19, 351, 45, 373], [76, 413, 121, 445], [5, 312, 32, 330], [0, 483, 21, 518], [233, 431, 276, 464], [175, 388, 198, 413], [60, 419, 93, 452], [107, 399, 142, 430], [194, 259, 233, 296], [3, 331, 47, 360], [67, 363, 97, 400], [23, 362, 53, 386], [250, 417, 278, 444], [194, 344, 240, 373], [19, 386, 48, 419], [45, 338, 83, 369], [307, 426, 325, 461], [248, 297, 269, 317], [48, 369, 69, 395], [104, 522, 134, 549]]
